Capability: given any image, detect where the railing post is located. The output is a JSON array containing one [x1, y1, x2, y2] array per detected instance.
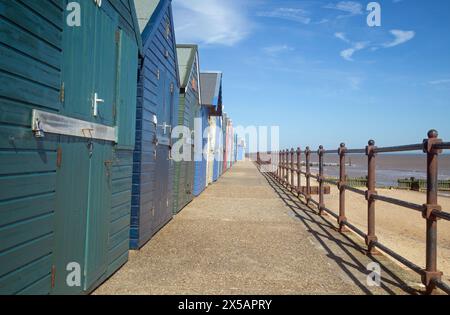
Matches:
[[290, 148, 295, 190], [296, 147, 301, 197], [422, 130, 443, 294], [278, 150, 281, 180], [338, 143, 347, 232], [282, 150, 286, 185], [318, 145, 325, 216], [305, 146, 311, 205], [287, 149, 291, 188], [365, 140, 378, 254]]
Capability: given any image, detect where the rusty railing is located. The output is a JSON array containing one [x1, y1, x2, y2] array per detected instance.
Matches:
[[257, 130, 450, 295]]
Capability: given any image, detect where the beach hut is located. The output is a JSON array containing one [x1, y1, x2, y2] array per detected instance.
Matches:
[[172, 44, 200, 214], [193, 106, 209, 196], [202, 72, 223, 184], [237, 138, 246, 161], [200, 72, 222, 185], [222, 114, 229, 172], [130, 0, 179, 249], [235, 134, 239, 163], [224, 119, 233, 171], [0, 0, 141, 294], [206, 116, 216, 184], [212, 116, 223, 181]]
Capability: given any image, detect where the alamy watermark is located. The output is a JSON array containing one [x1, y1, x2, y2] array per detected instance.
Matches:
[[66, 262, 81, 287], [367, 2, 382, 27], [366, 262, 382, 287], [170, 118, 280, 167]]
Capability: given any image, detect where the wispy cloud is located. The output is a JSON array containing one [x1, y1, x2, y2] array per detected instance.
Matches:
[[324, 1, 364, 17], [257, 7, 311, 24], [340, 42, 369, 61], [335, 29, 415, 61], [382, 30, 415, 48], [429, 79, 450, 85], [172, 0, 250, 46], [348, 76, 363, 90], [335, 32, 350, 43], [263, 45, 294, 57], [335, 32, 368, 61]]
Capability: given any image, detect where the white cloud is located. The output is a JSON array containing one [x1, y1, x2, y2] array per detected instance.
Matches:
[[324, 1, 364, 16], [340, 42, 368, 61], [263, 45, 294, 56], [335, 32, 368, 61], [257, 8, 311, 24], [383, 30, 415, 48], [172, 0, 250, 46], [334, 32, 350, 43]]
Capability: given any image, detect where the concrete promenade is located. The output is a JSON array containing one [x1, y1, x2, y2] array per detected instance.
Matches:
[[94, 161, 420, 295]]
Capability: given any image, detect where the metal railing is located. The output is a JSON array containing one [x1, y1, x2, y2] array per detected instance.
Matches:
[[256, 130, 450, 295]]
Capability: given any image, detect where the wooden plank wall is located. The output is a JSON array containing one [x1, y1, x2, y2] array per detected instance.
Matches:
[[0, 0, 64, 294], [131, 0, 179, 248]]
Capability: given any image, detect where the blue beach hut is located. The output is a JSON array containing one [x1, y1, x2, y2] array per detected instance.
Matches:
[[130, 0, 180, 249]]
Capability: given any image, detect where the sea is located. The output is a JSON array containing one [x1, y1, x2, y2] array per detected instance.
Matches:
[[302, 154, 450, 195]]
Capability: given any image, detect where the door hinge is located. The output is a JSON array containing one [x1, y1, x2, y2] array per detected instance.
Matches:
[[60, 82, 65, 103], [51, 265, 56, 288], [57, 147, 62, 168]]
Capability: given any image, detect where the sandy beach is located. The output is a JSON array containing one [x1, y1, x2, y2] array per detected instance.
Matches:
[[288, 172, 450, 284]]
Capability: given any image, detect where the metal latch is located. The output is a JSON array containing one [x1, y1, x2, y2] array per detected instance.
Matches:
[[158, 122, 172, 135], [33, 117, 45, 138], [92, 93, 105, 117]]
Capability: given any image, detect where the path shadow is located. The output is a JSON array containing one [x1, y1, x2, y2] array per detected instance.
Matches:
[[257, 165, 420, 295]]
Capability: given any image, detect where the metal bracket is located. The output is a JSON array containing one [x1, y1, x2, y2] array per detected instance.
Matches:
[[365, 190, 378, 201], [422, 271, 443, 287], [31, 109, 116, 142], [338, 216, 347, 226], [423, 138, 443, 155], [422, 204, 442, 220], [365, 235, 378, 247], [365, 145, 377, 156], [337, 181, 346, 191], [338, 146, 347, 156]]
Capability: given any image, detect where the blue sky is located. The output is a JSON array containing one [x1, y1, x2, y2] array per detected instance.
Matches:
[[172, 0, 450, 150]]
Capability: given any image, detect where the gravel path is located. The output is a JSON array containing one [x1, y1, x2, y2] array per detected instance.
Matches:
[[94, 161, 420, 295]]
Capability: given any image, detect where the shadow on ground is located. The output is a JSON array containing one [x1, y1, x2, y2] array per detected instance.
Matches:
[[258, 164, 423, 295]]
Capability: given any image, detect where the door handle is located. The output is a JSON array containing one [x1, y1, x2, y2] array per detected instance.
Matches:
[[92, 93, 105, 117], [158, 122, 172, 135]]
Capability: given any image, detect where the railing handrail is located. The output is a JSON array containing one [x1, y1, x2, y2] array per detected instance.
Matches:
[[256, 129, 450, 295]]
